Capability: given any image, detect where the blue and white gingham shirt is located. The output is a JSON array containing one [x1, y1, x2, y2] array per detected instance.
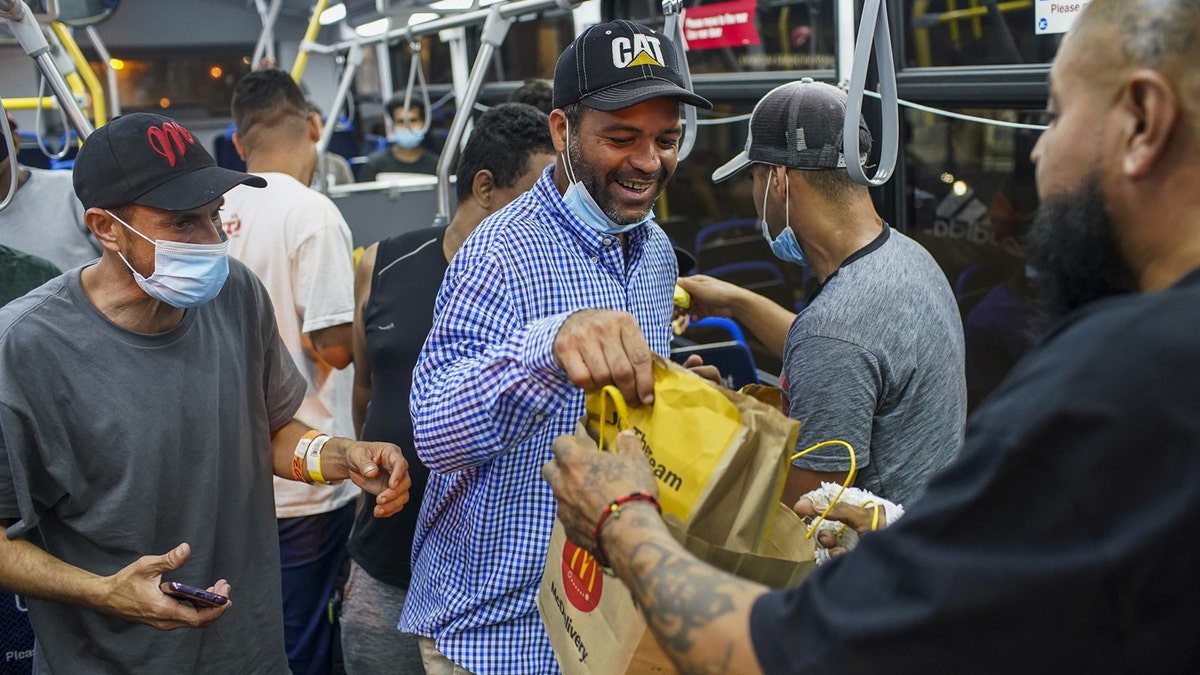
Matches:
[[400, 166, 676, 674]]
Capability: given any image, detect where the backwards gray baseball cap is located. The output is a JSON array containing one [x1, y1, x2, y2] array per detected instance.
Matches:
[[712, 78, 871, 183]]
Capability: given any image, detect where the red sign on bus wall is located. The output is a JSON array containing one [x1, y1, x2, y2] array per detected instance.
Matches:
[[682, 0, 761, 51]]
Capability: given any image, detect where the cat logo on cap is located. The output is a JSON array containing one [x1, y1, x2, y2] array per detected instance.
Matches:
[[611, 33, 665, 68]]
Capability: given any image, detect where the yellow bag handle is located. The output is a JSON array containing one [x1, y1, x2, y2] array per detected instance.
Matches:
[[791, 440, 858, 539], [832, 500, 883, 542], [596, 385, 630, 453]]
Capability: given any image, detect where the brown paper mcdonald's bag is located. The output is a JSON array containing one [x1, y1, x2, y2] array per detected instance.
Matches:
[[537, 503, 816, 675], [537, 356, 814, 673]]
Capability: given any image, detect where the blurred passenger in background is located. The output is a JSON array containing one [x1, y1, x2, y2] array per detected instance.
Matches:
[[360, 97, 438, 181], [341, 102, 555, 675], [0, 112, 100, 269], [225, 69, 360, 675], [963, 187, 1038, 411], [306, 102, 356, 188], [506, 78, 554, 114]]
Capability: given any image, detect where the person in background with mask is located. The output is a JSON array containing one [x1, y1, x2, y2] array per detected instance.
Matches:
[[677, 79, 965, 508], [0, 112, 101, 270], [306, 102, 356, 188], [359, 98, 439, 182], [399, 20, 711, 674], [0, 112, 410, 674]]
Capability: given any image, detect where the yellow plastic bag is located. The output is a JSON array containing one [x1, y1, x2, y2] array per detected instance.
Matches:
[[581, 355, 799, 550]]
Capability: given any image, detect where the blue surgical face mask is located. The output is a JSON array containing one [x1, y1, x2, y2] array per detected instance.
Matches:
[[108, 209, 230, 308], [560, 120, 651, 236], [760, 169, 809, 267], [390, 127, 425, 150]]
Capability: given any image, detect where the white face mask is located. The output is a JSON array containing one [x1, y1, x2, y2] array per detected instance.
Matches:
[[390, 127, 425, 150], [560, 119, 652, 236], [108, 209, 230, 308], [759, 169, 809, 267]]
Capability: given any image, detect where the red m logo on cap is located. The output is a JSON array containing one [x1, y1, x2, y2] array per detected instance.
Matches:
[[147, 122, 195, 168]]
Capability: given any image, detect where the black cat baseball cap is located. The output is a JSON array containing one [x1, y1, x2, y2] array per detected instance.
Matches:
[[553, 20, 711, 112]]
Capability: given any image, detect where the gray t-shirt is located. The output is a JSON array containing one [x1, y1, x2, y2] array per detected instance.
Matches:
[[0, 259, 305, 674], [785, 226, 966, 505], [0, 168, 100, 270]]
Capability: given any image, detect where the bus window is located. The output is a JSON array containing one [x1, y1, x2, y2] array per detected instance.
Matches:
[[602, 0, 838, 74], [85, 48, 252, 119], [903, 106, 1044, 411], [904, 1, 1065, 68], [490, 13, 576, 81]]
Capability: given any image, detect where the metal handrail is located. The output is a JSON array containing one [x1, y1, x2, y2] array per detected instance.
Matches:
[[433, 3, 514, 222], [299, 0, 581, 55], [0, 0, 93, 140], [52, 22, 106, 127], [0, 99, 18, 213], [252, 0, 285, 69], [313, 42, 365, 192], [85, 25, 120, 118], [300, 0, 582, 213], [292, 0, 331, 82]]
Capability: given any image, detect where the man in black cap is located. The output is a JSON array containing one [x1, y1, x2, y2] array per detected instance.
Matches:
[[400, 20, 710, 674], [679, 78, 965, 509], [0, 112, 410, 674]]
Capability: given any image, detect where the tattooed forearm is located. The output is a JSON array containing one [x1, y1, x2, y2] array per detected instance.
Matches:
[[606, 506, 768, 675]]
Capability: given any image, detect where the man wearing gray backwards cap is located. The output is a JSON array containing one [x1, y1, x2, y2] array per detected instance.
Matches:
[[679, 78, 966, 508], [400, 19, 710, 675], [0, 112, 411, 674]]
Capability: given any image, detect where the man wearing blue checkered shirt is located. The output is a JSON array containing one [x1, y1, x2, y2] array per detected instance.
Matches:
[[400, 20, 713, 674]]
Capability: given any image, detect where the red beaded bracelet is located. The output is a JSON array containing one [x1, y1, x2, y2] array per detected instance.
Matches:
[[592, 492, 661, 568]]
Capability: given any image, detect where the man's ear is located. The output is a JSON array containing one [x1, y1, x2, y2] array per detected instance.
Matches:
[[472, 169, 496, 211], [772, 165, 789, 196], [1120, 69, 1178, 178], [231, 132, 248, 162], [85, 207, 122, 252], [549, 109, 569, 154], [307, 112, 321, 143]]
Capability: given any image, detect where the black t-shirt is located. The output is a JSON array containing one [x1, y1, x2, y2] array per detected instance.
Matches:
[[751, 268, 1200, 674], [359, 149, 440, 182], [346, 226, 446, 588]]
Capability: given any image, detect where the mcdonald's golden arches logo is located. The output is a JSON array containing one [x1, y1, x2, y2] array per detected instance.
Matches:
[[561, 540, 603, 612]]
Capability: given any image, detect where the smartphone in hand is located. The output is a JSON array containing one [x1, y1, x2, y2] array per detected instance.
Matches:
[[160, 581, 228, 608]]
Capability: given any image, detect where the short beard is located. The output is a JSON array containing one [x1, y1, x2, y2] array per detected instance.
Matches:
[[1025, 174, 1136, 331], [566, 130, 657, 225]]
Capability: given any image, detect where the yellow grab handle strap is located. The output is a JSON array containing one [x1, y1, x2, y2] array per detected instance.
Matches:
[[597, 385, 630, 453], [790, 440, 857, 538]]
